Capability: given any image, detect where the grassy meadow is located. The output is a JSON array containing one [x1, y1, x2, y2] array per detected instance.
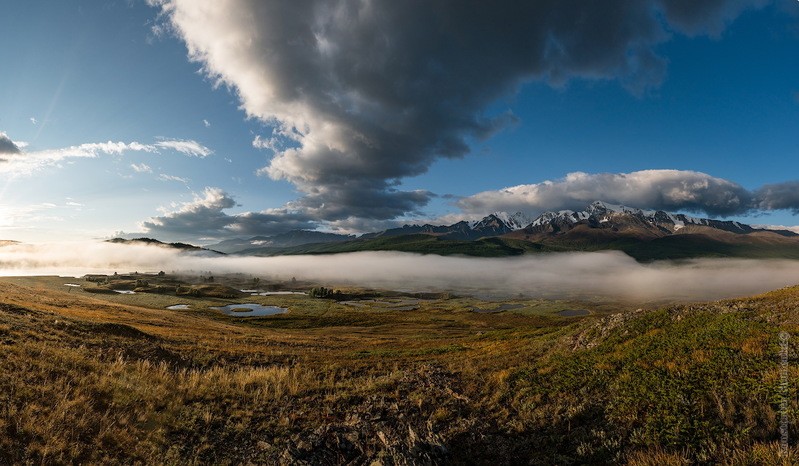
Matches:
[[0, 274, 798, 464]]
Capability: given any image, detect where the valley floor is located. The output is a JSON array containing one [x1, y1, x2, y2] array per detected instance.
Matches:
[[1, 276, 798, 464]]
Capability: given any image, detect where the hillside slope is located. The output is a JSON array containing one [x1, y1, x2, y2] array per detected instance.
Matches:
[[1, 277, 798, 463], [109, 202, 799, 261], [107, 237, 223, 254], [237, 234, 556, 257], [228, 201, 799, 260], [237, 228, 799, 261]]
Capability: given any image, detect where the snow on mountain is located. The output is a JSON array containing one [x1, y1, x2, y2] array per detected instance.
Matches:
[[377, 202, 754, 241], [529, 210, 574, 227], [491, 211, 534, 230], [214, 202, 779, 252], [525, 201, 755, 234]]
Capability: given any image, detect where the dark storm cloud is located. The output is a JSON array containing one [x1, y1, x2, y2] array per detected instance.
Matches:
[[286, 183, 434, 221], [151, 0, 766, 222], [754, 181, 799, 214], [140, 188, 238, 237], [224, 210, 319, 236], [658, 0, 770, 36], [0, 132, 22, 155]]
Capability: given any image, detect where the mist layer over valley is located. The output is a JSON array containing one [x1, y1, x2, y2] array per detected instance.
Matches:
[[2, 241, 799, 301]]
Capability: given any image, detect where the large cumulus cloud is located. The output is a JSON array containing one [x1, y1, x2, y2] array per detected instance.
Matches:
[[149, 0, 767, 222], [459, 169, 799, 218], [460, 170, 756, 216], [140, 187, 318, 240], [140, 170, 799, 241]]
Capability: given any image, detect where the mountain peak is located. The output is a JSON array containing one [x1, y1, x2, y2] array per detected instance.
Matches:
[[489, 211, 534, 230], [206, 202, 790, 254], [523, 201, 761, 236]]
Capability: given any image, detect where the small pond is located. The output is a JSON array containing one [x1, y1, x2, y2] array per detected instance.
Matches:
[[114, 290, 136, 294], [211, 303, 288, 317], [166, 304, 190, 310]]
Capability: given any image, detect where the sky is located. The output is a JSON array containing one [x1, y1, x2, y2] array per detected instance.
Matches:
[[0, 0, 798, 244]]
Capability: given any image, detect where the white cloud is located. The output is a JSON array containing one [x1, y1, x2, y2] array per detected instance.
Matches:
[[0, 202, 62, 228], [130, 163, 153, 173], [203, 119, 211, 128], [252, 135, 278, 151], [0, 134, 213, 176], [0, 141, 157, 176], [29, 117, 37, 125], [459, 170, 754, 217], [158, 173, 189, 183], [155, 139, 212, 157], [128, 167, 799, 240]]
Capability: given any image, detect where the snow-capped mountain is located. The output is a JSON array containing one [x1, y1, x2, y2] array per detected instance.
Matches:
[[470, 212, 532, 236], [524, 201, 760, 236], [206, 201, 797, 255], [489, 211, 534, 230], [363, 211, 533, 241]]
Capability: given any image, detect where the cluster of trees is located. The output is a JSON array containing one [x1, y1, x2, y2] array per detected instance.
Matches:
[[309, 287, 342, 299]]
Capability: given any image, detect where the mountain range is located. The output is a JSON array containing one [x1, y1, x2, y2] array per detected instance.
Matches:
[[106, 237, 223, 255], [208, 230, 356, 254], [201, 201, 799, 261]]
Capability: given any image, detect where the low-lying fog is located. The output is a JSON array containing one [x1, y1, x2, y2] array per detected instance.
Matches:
[[3, 241, 799, 302]]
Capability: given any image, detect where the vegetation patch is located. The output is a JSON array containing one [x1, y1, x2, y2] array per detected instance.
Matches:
[[1, 277, 798, 464]]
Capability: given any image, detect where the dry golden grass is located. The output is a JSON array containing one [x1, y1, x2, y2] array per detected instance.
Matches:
[[2, 277, 799, 464]]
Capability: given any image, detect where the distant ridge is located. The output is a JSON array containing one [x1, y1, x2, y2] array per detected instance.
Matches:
[[231, 202, 799, 260], [361, 201, 796, 242], [360, 211, 534, 241], [525, 201, 759, 235], [207, 230, 356, 254], [118, 203, 799, 261], [107, 237, 224, 255]]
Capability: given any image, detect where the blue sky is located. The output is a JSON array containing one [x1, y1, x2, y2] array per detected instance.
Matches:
[[0, 1, 798, 243]]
